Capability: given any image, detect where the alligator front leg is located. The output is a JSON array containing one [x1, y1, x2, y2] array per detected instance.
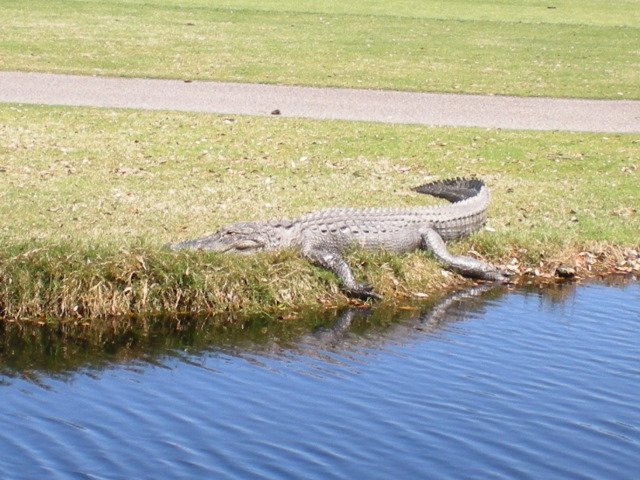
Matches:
[[302, 245, 382, 300], [420, 227, 510, 282]]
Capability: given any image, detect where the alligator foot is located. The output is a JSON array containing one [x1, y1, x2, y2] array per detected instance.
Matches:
[[464, 263, 512, 283], [303, 246, 383, 300], [420, 227, 511, 283], [346, 283, 383, 301]]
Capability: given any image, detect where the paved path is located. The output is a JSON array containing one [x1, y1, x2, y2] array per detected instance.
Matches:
[[1, 71, 639, 133]]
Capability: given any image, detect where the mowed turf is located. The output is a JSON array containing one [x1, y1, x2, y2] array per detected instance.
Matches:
[[1, 0, 639, 98]]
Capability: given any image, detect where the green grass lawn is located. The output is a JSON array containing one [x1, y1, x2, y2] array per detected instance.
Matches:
[[1, 105, 638, 320], [2, 105, 638, 248], [1, 1, 638, 322], [2, 0, 639, 98]]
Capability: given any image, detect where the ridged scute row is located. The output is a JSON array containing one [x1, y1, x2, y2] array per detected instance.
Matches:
[[412, 177, 485, 202], [279, 177, 490, 251]]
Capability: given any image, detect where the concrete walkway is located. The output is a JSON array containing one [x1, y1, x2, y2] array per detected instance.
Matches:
[[1, 71, 639, 133]]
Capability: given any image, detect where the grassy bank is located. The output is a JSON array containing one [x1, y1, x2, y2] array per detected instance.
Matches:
[[1, 105, 638, 322], [1, 0, 639, 98]]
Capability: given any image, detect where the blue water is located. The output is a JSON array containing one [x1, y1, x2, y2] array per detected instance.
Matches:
[[1, 279, 639, 480]]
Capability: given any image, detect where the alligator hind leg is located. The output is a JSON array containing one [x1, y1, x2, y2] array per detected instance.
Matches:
[[420, 227, 510, 282], [302, 245, 382, 300]]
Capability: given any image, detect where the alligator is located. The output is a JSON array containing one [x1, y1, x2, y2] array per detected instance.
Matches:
[[166, 177, 510, 299]]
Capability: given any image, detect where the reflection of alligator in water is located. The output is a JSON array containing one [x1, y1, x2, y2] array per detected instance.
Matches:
[[292, 282, 504, 356], [11, 276, 639, 384], [0, 284, 506, 384]]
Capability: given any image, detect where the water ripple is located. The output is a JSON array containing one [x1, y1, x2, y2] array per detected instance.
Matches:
[[1, 280, 639, 479]]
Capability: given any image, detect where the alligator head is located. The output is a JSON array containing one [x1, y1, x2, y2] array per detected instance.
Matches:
[[166, 220, 292, 253]]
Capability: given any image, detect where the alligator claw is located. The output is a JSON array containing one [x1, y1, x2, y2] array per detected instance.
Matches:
[[347, 283, 383, 300], [481, 269, 514, 283]]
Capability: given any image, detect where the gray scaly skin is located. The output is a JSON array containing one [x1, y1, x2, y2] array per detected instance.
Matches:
[[166, 178, 510, 299]]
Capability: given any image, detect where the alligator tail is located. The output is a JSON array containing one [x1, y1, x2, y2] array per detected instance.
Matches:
[[412, 177, 485, 204]]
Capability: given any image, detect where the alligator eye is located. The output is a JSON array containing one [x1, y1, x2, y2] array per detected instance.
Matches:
[[232, 240, 262, 252]]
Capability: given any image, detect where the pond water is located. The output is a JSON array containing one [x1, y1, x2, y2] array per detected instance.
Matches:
[[1, 277, 638, 480]]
